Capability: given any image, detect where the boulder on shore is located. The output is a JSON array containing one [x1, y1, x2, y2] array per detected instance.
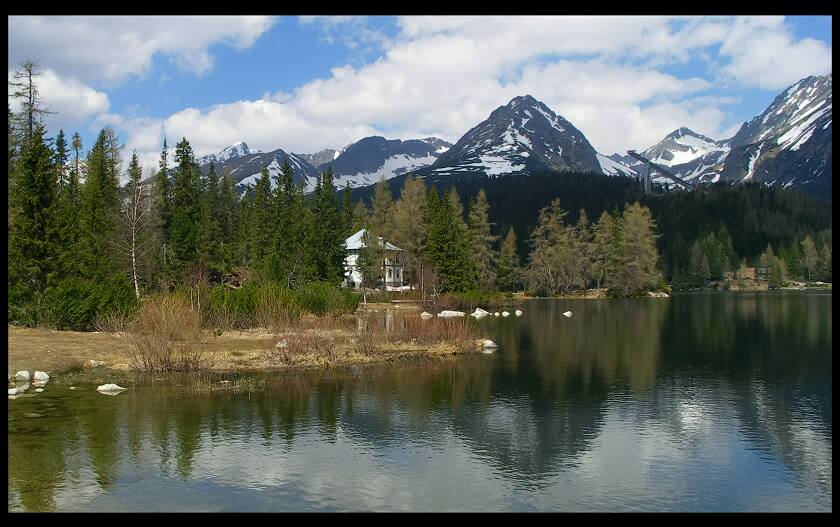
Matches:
[[563, 311, 572, 318], [494, 312, 500, 317], [502, 311, 510, 317], [515, 309, 523, 316], [15, 371, 30, 382], [420, 311, 434, 319], [437, 310, 466, 318], [33, 371, 49, 381]]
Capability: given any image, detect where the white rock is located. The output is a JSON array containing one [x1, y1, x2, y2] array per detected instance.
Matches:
[[97, 384, 127, 395], [502, 311, 510, 317], [515, 310, 523, 316], [481, 339, 498, 349], [420, 311, 434, 319], [8, 395, 17, 400], [9, 387, 24, 395], [437, 310, 466, 318], [33, 371, 49, 381], [480, 348, 495, 354], [472, 308, 490, 316], [494, 312, 500, 317], [15, 371, 30, 382], [69, 387, 76, 390], [274, 339, 288, 349], [563, 311, 572, 318], [35, 388, 44, 393]]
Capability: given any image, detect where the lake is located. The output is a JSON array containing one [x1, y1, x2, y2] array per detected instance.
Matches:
[[7, 291, 832, 512]]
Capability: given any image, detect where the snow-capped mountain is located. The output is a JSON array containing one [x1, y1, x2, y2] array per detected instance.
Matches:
[[198, 147, 321, 192], [607, 127, 731, 184], [424, 95, 602, 178], [297, 148, 338, 169], [327, 136, 453, 188], [197, 141, 262, 166], [720, 74, 831, 197]]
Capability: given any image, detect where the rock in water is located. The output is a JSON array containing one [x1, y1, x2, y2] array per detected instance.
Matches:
[[420, 311, 434, 319], [494, 312, 500, 317], [437, 310, 466, 318], [33, 371, 49, 381], [97, 384, 127, 395], [472, 307, 490, 316], [563, 311, 572, 318], [481, 339, 498, 349], [15, 371, 30, 382], [35, 388, 44, 393], [515, 309, 523, 316], [502, 311, 510, 317]]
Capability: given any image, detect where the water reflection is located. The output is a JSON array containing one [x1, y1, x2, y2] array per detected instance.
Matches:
[[8, 291, 831, 511]]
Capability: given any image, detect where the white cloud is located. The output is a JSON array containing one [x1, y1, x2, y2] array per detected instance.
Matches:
[[41, 15, 829, 173], [8, 68, 110, 132], [8, 16, 277, 85], [717, 17, 832, 90]]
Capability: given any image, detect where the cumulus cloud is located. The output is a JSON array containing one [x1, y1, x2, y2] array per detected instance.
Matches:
[[8, 68, 110, 132], [8, 16, 277, 84], [17, 15, 829, 171]]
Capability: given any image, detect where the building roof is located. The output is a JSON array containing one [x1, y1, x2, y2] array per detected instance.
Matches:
[[345, 229, 403, 251]]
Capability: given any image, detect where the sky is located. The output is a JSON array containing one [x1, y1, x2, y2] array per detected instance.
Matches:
[[7, 15, 833, 175]]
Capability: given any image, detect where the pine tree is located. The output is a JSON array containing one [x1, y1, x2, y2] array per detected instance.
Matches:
[[496, 227, 520, 292], [53, 129, 68, 190], [8, 60, 55, 143], [203, 163, 224, 275], [250, 165, 274, 277], [153, 138, 174, 283], [800, 235, 818, 282], [309, 166, 346, 284], [575, 209, 593, 288], [218, 169, 239, 271], [687, 240, 710, 288], [79, 129, 120, 280], [467, 189, 498, 290], [170, 137, 202, 275], [54, 144, 83, 280], [9, 122, 59, 300], [342, 183, 353, 238], [426, 186, 476, 292]]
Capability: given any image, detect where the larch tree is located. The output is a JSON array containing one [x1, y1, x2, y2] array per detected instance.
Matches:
[[496, 226, 520, 292], [467, 189, 498, 290], [390, 176, 427, 291], [800, 235, 818, 281]]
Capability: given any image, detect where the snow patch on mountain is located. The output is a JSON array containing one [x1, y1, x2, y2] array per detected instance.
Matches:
[[332, 153, 438, 189]]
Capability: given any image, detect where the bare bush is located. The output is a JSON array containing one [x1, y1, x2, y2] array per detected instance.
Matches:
[[254, 293, 301, 333], [127, 295, 210, 372], [266, 333, 333, 366], [399, 316, 480, 353], [93, 309, 136, 333]]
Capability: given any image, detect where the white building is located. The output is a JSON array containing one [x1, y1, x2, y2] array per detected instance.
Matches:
[[343, 229, 406, 290]]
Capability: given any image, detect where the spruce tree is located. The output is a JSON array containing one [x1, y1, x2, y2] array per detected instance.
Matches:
[[79, 129, 120, 280], [688, 240, 710, 288], [342, 183, 353, 238], [609, 202, 661, 296], [309, 166, 346, 285], [9, 122, 58, 300], [53, 129, 68, 190], [426, 186, 476, 292], [250, 165, 274, 277], [170, 137, 202, 275]]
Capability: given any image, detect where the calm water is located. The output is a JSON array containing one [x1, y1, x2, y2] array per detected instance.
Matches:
[[8, 291, 832, 512]]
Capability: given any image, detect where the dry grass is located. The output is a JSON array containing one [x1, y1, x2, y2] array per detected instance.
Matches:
[[254, 293, 302, 333], [93, 309, 136, 333], [393, 316, 480, 354], [126, 295, 212, 372]]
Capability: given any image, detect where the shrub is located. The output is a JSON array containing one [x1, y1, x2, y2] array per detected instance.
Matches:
[[436, 289, 504, 311], [296, 281, 360, 316], [127, 294, 208, 372], [39, 275, 138, 330]]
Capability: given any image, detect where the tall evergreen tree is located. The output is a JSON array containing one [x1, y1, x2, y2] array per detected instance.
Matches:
[[370, 177, 394, 238], [526, 198, 585, 295], [308, 166, 346, 284], [53, 129, 68, 190], [426, 186, 476, 292], [687, 240, 710, 288], [590, 211, 616, 289], [250, 165, 274, 277], [390, 176, 427, 291], [342, 183, 353, 238], [9, 122, 58, 301], [496, 227, 520, 292], [79, 129, 120, 280], [467, 189, 498, 290], [169, 137, 202, 275]]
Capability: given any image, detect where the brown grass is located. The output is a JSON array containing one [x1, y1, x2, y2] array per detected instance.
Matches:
[[93, 309, 136, 333], [126, 295, 211, 372]]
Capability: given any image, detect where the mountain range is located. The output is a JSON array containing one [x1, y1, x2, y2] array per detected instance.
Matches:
[[195, 74, 831, 200]]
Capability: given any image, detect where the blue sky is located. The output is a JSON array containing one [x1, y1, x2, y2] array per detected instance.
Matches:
[[8, 16, 833, 171]]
